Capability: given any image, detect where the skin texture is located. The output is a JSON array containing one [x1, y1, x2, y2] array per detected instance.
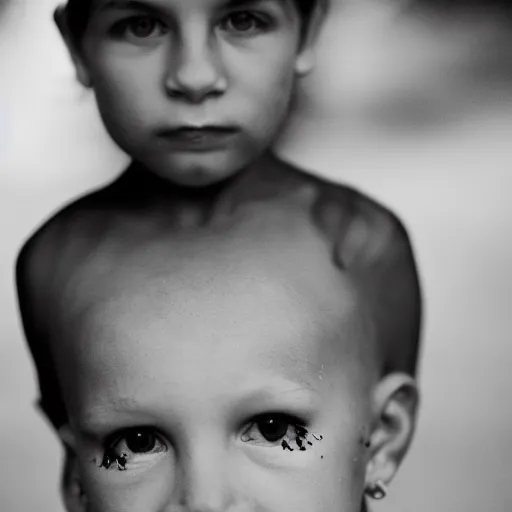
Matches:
[[56, 0, 320, 186], [16, 1, 421, 510], [17, 161, 420, 512], [54, 205, 372, 512]]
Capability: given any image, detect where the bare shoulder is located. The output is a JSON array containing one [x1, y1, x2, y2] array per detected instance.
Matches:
[[16, 182, 121, 308], [295, 170, 422, 372], [293, 168, 415, 267], [333, 182, 415, 267], [14, 184, 120, 429]]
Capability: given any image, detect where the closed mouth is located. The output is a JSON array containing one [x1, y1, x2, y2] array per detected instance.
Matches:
[[158, 126, 238, 137], [156, 126, 239, 150]]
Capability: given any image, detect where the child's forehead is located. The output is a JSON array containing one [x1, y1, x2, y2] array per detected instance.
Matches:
[[47, 216, 380, 415], [77, 217, 355, 311], [55, 232, 371, 407], [58, 221, 367, 357]]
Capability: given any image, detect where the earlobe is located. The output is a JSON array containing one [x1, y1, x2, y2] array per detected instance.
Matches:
[[75, 65, 93, 89], [364, 373, 419, 496], [53, 5, 93, 88], [58, 426, 88, 512], [295, 49, 315, 76]]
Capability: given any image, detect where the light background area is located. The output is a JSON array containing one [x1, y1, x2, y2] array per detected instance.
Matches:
[[1, 0, 511, 510]]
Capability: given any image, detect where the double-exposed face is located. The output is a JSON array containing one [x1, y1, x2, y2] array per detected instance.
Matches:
[[59, 0, 320, 185], [53, 227, 388, 512]]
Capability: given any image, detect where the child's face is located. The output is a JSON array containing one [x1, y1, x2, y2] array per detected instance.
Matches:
[[64, 0, 316, 186], [53, 234, 385, 512]]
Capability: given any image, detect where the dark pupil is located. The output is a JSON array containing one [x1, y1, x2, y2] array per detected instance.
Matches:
[[125, 431, 156, 453], [257, 418, 288, 442], [230, 13, 255, 31], [131, 17, 155, 37]]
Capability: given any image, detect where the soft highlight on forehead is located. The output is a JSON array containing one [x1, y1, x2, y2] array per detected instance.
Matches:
[[62, 217, 365, 343], [52, 223, 375, 421], [26, 172, 421, 432], [53, 216, 375, 382]]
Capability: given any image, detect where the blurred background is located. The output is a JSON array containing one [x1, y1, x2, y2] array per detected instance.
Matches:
[[1, 0, 511, 510]]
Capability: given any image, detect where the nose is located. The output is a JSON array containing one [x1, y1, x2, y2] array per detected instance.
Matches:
[[165, 30, 227, 104], [179, 442, 234, 512]]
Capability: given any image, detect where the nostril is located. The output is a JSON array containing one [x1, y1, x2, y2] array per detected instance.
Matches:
[[166, 88, 186, 99], [164, 54, 227, 103], [165, 82, 225, 104]]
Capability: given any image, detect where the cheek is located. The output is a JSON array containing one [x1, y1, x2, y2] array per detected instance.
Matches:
[[231, 49, 297, 118], [81, 460, 175, 512], [90, 55, 162, 129], [247, 447, 364, 512], [255, 63, 295, 112], [77, 436, 364, 512], [241, 407, 367, 512], [312, 432, 366, 510]]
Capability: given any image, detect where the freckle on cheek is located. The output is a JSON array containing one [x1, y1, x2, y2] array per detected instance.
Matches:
[[358, 434, 371, 448]]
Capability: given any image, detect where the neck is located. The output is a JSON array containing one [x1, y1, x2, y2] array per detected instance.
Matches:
[[123, 162, 240, 202], [115, 151, 290, 226]]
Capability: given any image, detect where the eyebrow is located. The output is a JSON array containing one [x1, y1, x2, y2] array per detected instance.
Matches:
[[78, 382, 319, 436], [94, 0, 285, 14], [242, 387, 319, 407], [93, 0, 159, 13], [224, 0, 286, 8], [232, 378, 321, 412]]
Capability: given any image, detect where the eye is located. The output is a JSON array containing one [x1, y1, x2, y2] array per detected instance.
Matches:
[[241, 414, 310, 449], [111, 16, 167, 40], [221, 11, 270, 34], [99, 427, 167, 471]]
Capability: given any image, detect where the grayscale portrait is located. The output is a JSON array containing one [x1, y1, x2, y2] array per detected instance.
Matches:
[[1, 1, 511, 511]]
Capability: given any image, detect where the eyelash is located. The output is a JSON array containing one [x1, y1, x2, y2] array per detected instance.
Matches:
[[98, 427, 166, 471], [109, 16, 167, 39], [108, 11, 272, 41], [241, 413, 317, 451], [221, 11, 272, 34], [97, 414, 322, 472]]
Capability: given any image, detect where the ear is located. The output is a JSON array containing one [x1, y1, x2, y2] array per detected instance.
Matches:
[[295, 0, 328, 76], [364, 373, 419, 494], [58, 425, 88, 512], [54, 5, 93, 88]]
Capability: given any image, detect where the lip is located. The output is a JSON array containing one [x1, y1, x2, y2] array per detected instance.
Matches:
[[156, 126, 239, 151]]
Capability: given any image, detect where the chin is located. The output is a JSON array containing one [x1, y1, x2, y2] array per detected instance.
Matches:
[[158, 167, 237, 187], [151, 151, 255, 187]]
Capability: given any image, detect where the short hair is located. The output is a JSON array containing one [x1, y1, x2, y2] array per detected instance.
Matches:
[[63, 0, 321, 46]]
